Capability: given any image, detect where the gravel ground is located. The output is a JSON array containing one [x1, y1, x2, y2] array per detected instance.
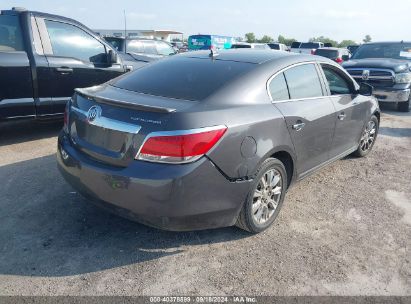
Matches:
[[0, 105, 410, 296]]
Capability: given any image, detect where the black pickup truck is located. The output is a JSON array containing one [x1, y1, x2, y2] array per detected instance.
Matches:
[[343, 42, 411, 112], [0, 8, 133, 120]]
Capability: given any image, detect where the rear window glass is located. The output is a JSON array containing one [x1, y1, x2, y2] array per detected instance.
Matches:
[[315, 49, 339, 59], [291, 42, 301, 48], [231, 44, 251, 49], [300, 42, 321, 49], [0, 15, 24, 52], [112, 57, 255, 101]]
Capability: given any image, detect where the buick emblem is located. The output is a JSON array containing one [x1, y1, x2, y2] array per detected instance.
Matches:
[[362, 70, 370, 81], [87, 105, 102, 122]]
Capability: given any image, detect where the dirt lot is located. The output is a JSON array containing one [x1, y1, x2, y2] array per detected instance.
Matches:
[[0, 105, 410, 296]]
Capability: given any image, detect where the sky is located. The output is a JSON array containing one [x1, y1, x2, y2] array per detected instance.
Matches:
[[2, 0, 410, 43]]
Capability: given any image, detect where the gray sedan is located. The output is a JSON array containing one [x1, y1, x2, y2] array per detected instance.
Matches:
[[57, 50, 380, 233]]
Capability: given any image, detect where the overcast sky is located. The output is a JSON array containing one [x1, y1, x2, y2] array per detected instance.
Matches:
[[3, 0, 410, 43]]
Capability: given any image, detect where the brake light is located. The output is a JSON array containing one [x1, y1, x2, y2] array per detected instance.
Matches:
[[63, 100, 70, 133], [136, 126, 227, 163], [335, 57, 343, 64]]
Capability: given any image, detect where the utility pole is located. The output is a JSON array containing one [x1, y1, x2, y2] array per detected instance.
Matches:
[[123, 9, 127, 38]]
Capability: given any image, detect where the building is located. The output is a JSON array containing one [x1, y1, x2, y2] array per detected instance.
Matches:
[[93, 29, 183, 42]]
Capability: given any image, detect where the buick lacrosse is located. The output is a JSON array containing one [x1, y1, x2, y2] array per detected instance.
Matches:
[[57, 50, 380, 233]]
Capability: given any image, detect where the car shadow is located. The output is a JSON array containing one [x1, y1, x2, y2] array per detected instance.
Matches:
[[379, 103, 411, 116], [0, 120, 62, 146], [0, 154, 250, 277]]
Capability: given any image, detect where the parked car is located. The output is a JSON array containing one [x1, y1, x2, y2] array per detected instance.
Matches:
[[0, 7, 130, 120], [171, 41, 187, 53], [104, 37, 176, 60], [58, 49, 380, 233], [292, 42, 325, 54], [231, 43, 270, 49], [343, 41, 411, 112], [267, 43, 288, 51], [314, 47, 350, 64]]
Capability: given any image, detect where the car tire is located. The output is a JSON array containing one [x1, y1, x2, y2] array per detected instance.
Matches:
[[236, 158, 287, 234], [353, 115, 379, 157], [398, 99, 410, 112]]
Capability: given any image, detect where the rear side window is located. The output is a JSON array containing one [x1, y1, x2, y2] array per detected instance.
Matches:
[[269, 73, 289, 101], [0, 15, 24, 52], [45, 20, 106, 63], [284, 64, 323, 99], [112, 57, 254, 101]]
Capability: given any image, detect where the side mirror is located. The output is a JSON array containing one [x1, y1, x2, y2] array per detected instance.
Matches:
[[107, 49, 118, 65], [359, 82, 373, 96], [342, 55, 350, 61]]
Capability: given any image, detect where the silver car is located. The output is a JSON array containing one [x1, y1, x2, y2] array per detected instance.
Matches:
[[57, 50, 380, 233]]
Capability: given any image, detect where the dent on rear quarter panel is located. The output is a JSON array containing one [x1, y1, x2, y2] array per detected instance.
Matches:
[[206, 104, 296, 179]]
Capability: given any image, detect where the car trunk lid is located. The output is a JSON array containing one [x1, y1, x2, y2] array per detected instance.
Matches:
[[68, 84, 196, 167]]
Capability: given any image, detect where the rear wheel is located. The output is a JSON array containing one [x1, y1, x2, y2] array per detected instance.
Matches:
[[398, 99, 410, 112], [236, 158, 287, 233], [353, 115, 379, 157]]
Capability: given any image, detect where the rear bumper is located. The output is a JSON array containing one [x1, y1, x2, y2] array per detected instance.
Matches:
[[57, 132, 251, 231], [373, 88, 410, 103]]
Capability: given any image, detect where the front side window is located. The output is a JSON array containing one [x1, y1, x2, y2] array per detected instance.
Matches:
[[0, 15, 24, 52], [45, 20, 106, 63], [155, 41, 175, 56], [142, 41, 157, 55], [284, 64, 323, 99], [269, 73, 289, 101], [127, 40, 144, 53], [321, 65, 352, 95]]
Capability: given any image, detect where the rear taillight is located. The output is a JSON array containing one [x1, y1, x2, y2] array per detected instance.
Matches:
[[63, 100, 70, 133], [136, 126, 227, 164], [335, 57, 343, 64], [311, 49, 315, 55]]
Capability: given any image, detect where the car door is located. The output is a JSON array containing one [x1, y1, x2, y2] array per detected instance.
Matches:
[[269, 63, 336, 178], [318, 63, 369, 158], [0, 12, 35, 119], [38, 18, 125, 114]]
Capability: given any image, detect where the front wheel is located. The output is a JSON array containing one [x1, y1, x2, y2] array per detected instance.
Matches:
[[236, 158, 287, 233], [398, 99, 410, 112], [353, 115, 379, 157]]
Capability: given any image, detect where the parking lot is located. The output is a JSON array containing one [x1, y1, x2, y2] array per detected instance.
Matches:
[[0, 104, 410, 296]]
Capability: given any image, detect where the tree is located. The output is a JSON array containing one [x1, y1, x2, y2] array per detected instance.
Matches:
[[245, 32, 256, 43], [363, 35, 372, 43], [278, 35, 297, 46], [309, 36, 338, 47], [258, 35, 274, 43], [338, 40, 357, 48]]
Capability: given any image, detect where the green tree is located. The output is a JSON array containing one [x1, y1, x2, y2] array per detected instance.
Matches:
[[258, 35, 274, 43], [309, 36, 338, 47], [277, 35, 297, 46], [338, 40, 357, 48], [363, 35, 372, 43], [245, 32, 256, 43]]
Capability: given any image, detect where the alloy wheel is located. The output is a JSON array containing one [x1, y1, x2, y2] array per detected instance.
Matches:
[[252, 169, 283, 224], [360, 120, 377, 152]]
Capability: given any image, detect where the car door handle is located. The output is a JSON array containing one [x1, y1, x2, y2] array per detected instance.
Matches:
[[56, 67, 73, 74], [338, 113, 346, 120], [292, 122, 305, 131]]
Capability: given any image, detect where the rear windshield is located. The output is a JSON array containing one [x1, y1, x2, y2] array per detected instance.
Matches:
[[300, 42, 321, 49], [315, 49, 339, 59], [291, 42, 301, 48], [351, 43, 411, 60], [231, 44, 251, 49], [112, 57, 255, 101]]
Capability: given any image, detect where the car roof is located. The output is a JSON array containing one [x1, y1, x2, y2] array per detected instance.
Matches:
[[363, 41, 411, 45], [317, 47, 346, 51], [179, 49, 303, 64]]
